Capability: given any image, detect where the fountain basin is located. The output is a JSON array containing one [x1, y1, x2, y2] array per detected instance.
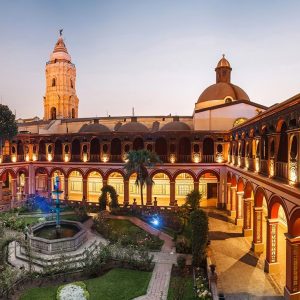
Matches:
[[29, 220, 87, 254]]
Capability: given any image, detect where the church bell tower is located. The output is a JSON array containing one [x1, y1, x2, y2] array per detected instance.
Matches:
[[44, 31, 79, 120]]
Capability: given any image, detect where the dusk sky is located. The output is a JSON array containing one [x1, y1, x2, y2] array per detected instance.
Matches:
[[0, 0, 300, 118]]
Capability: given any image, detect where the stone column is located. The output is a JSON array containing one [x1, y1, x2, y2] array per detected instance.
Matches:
[[47, 177, 52, 198], [102, 179, 108, 187], [24, 176, 29, 199], [253, 207, 264, 253], [235, 191, 244, 226], [243, 198, 253, 237], [265, 218, 279, 273], [64, 177, 69, 200], [229, 186, 237, 218], [193, 180, 199, 192], [146, 183, 152, 206], [285, 235, 300, 299], [11, 178, 17, 208], [226, 183, 231, 211], [123, 180, 129, 205], [82, 178, 88, 202], [170, 181, 175, 206]]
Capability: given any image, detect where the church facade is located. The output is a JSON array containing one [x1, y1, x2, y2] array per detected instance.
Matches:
[[1, 35, 300, 299]]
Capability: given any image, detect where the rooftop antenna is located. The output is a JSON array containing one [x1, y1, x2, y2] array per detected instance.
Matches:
[[132, 107, 135, 117]]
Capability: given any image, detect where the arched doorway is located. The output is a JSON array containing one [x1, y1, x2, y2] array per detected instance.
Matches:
[[199, 171, 219, 207], [133, 137, 144, 151], [151, 172, 170, 206], [175, 172, 194, 206], [107, 172, 124, 203], [35, 168, 48, 197], [276, 121, 288, 180], [54, 139, 63, 162], [155, 137, 167, 162], [90, 138, 100, 162], [68, 171, 83, 201], [39, 140, 46, 161], [203, 137, 214, 162], [71, 139, 80, 162], [129, 173, 146, 205], [87, 171, 103, 202], [50, 107, 56, 120], [111, 138, 121, 162], [178, 137, 191, 162]]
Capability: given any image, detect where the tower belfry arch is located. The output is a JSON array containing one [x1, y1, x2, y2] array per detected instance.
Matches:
[[43, 32, 79, 120]]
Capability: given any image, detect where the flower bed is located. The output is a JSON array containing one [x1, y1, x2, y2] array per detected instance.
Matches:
[[56, 281, 89, 300]]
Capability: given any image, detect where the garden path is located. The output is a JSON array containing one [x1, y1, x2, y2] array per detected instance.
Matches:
[[206, 208, 283, 300], [107, 216, 177, 300]]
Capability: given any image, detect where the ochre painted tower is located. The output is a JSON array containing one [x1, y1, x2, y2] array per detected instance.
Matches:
[[43, 34, 79, 120]]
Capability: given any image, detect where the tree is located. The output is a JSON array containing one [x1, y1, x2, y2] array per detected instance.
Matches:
[[190, 209, 208, 267], [124, 150, 161, 207], [184, 190, 202, 211], [98, 185, 119, 210], [0, 104, 18, 155]]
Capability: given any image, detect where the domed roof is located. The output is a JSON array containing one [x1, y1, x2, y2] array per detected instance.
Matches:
[[160, 121, 191, 131], [117, 122, 149, 132], [79, 123, 110, 133], [198, 82, 250, 103], [50, 37, 71, 62], [216, 54, 231, 68]]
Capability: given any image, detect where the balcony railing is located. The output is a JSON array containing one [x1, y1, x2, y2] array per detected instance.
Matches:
[[17, 155, 24, 162], [260, 159, 268, 176], [248, 158, 254, 171], [158, 155, 168, 163], [178, 155, 191, 163], [110, 155, 122, 162], [90, 154, 100, 162], [38, 154, 46, 161], [275, 162, 288, 181], [71, 155, 81, 162], [53, 155, 62, 162], [202, 155, 214, 163], [240, 157, 245, 168]]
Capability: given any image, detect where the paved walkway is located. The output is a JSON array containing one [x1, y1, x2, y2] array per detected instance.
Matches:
[[108, 216, 177, 300], [206, 208, 283, 300]]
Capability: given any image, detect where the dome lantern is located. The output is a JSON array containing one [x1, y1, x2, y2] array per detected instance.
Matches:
[[215, 54, 232, 84]]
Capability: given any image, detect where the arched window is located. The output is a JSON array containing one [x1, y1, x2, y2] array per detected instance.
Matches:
[[203, 137, 214, 155], [52, 78, 56, 87], [50, 107, 56, 120]]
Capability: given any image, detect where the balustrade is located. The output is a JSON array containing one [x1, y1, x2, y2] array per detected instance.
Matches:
[[178, 155, 191, 163], [240, 157, 245, 168], [275, 162, 288, 180], [202, 155, 214, 163], [90, 154, 100, 162], [248, 158, 254, 171], [260, 159, 268, 175], [110, 155, 122, 162], [71, 155, 81, 162]]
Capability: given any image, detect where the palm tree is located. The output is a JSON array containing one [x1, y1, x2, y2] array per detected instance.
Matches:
[[124, 149, 161, 207]]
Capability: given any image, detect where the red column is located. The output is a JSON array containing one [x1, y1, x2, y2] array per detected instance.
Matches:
[[123, 180, 129, 205], [285, 236, 300, 299], [229, 186, 237, 218], [24, 177, 29, 198], [265, 219, 279, 273], [193, 180, 199, 192], [226, 183, 231, 211], [170, 181, 175, 206], [253, 207, 264, 253], [64, 177, 69, 200], [146, 183, 152, 206], [82, 179, 87, 202], [235, 191, 244, 226], [243, 198, 252, 237]]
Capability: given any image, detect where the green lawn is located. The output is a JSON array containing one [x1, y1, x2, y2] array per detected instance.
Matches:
[[20, 268, 151, 300], [107, 219, 163, 250], [167, 276, 196, 300]]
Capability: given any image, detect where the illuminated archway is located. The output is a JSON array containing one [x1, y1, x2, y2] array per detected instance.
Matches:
[[129, 173, 146, 205], [107, 172, 124, 203], [35, 168, 48, 197], [175, 172, 194, 206], [51, 170, 65, 200], [198, 170, 219, 207], [68, 170, 83, 201], [87, 171, 103, 202], [152, 172, 170, 206]]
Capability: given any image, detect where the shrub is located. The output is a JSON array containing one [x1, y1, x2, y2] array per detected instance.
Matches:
[[190, 209, 208, 267], [98, 185, 119, 210], [177, 255, 186, 272], [175, 236, 191, 254]]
